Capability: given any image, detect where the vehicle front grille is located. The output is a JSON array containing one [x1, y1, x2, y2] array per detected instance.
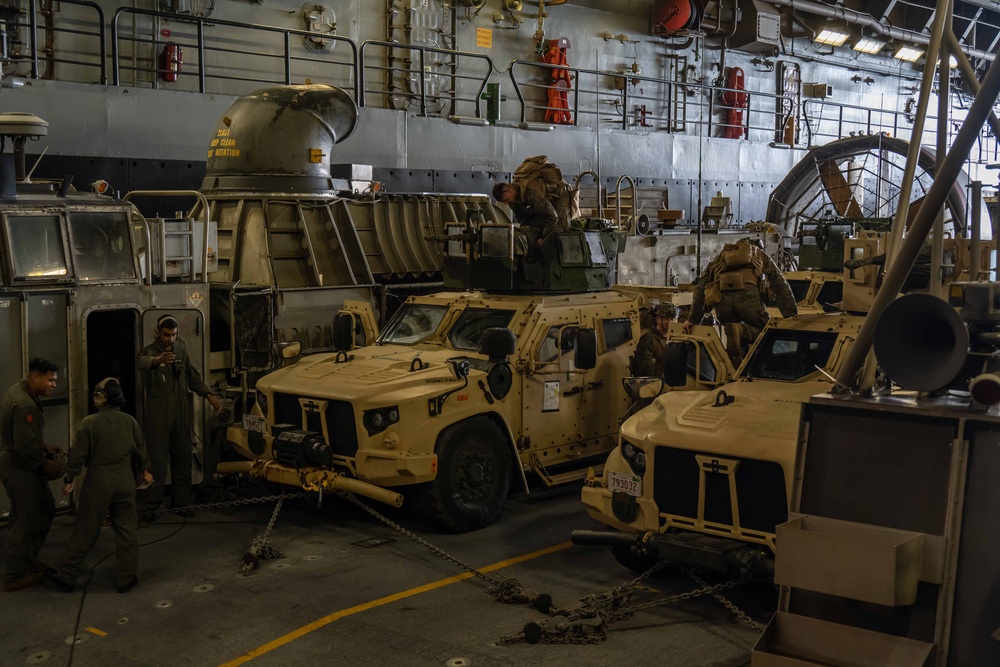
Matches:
[[653, 446, 787, 534], [272, 393, 359, 458]]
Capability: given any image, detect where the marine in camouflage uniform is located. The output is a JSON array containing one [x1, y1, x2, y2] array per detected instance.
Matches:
[[1, 358, 61, 592], [47, 378, 151, 593], [493, 182, 570, 242], [631, 303, 679, 377], [686, 239, 798, 366], [137, 315, 219, 517]]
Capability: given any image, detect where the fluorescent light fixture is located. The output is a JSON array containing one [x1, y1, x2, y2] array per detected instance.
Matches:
[[894, 46, 924, 62], [852, 37, 886, 55], [814, 29, 850, 46]]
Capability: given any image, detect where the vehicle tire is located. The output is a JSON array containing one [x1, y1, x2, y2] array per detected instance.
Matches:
[[611, 543, 659, 574], [410, 417, 512, 533]]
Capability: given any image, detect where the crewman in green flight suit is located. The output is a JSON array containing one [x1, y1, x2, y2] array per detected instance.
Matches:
[[137, 314, 220, 520], [45, 377, 153, 593], [1, 358, 62, 592]]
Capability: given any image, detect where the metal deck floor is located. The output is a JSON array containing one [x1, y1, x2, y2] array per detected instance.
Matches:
[[0, 486, 774, 666]]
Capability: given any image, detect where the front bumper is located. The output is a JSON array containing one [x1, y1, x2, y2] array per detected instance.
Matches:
[[581, 484, 659, 533]]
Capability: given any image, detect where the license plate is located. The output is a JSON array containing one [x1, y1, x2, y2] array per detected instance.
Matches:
[[243, 414, 266, 434], [608, 470, 641, 497]]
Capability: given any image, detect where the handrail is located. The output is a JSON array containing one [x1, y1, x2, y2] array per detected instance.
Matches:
[[16, 0, 107, 83], [124, 190, 212, 283], [358, 39, 494, 117], [614, 175, 637, 229], [111, 7, 359, 97], [574, 169, 602, 218]]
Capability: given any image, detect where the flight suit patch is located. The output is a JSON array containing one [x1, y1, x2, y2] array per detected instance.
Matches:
[[24, 412, 34, 424]]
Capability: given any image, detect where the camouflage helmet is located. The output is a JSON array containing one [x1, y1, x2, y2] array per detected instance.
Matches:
[[650, 302, 679, 320]]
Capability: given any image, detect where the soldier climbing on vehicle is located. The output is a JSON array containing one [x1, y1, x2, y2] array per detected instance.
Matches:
[[682, 238, 798, 366], [492, 155, 579, 246]]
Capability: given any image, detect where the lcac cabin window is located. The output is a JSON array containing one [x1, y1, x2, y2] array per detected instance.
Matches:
[[67, 211, 136, 282], [5, 213, 71, 280]]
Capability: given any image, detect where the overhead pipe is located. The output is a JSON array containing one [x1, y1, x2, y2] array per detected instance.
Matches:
[[835, 37, 1000, 391], [766, 0, 996, 62]]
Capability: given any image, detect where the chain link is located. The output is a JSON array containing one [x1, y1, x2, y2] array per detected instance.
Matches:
[[241, 494, 289, 575], [343, 493, 560, 609], [685, 569, 763, 632], [141, 490, 310, 520]]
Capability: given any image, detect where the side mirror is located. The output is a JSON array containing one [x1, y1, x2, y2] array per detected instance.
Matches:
[[575, 328, 598, 370], [332, 312, 355, 351], [478, 327, 516, 361], [448, 358, 472, 380], [277, 341, 302, 360], [662, 342, 691, 388]]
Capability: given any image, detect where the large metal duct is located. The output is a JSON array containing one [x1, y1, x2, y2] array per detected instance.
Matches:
[[202, 84, 359, 193], [765, 134, 968, 236]]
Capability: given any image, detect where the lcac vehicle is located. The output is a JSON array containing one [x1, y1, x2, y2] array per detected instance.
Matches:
[[226, 219, 653, 531], [577, 312, 863, 574], [0, 112, 213, 520]]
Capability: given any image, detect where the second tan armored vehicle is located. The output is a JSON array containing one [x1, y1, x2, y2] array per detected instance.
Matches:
[[578, 312, 864, 573]]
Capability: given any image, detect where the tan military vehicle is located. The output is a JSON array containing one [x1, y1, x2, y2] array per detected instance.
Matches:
[[577, 312, 864, 574], [228, 287, 646, 532]]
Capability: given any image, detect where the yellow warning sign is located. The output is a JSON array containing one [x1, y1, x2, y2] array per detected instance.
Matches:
[[476, 28, 492, 49]]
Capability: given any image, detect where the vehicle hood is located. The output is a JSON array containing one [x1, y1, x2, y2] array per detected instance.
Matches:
[[621, 379, 834, 461], [258, 345, 482, 402]]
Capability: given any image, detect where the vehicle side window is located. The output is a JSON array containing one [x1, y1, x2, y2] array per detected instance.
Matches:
[[685, 343, 717, 382], [601, 317, 632, 352], [537, 324, 577, 363], [447, 308, 516, 351]]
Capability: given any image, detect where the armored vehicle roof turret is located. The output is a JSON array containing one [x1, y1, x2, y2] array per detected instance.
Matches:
[[430, 216, 627, 293]]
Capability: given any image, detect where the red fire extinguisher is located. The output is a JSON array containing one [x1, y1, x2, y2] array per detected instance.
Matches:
[[160, 42, 182, 83]]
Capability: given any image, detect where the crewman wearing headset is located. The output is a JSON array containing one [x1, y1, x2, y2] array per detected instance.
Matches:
[[137, 315, 219, 520], [45, 378, 152, 593]]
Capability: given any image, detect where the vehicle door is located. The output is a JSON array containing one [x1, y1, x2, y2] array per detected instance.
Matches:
[[1, 208, 77, 515], [141, 308, 207, 484], [521, 310, 586, 452], [577, 314, 636, 439]]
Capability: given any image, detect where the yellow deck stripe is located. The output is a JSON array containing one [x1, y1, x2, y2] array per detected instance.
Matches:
[[218, 541, 572, 667], [84, 627, 107, 637]]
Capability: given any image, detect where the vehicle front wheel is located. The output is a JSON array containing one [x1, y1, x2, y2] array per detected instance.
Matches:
[[410, 417, 512, 533]]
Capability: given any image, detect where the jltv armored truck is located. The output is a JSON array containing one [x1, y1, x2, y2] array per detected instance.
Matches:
[[226, 221, 670, 531], [579, 312, 863, 573]]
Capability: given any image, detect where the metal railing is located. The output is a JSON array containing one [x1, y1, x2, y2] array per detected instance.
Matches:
[[359, 40, 493, 118], [803, 97, 1000, 159], [5, 4, 998, 165], [8, 0, 106, 83], [111, 7, 358, 96], [507, 59, 793, 143]]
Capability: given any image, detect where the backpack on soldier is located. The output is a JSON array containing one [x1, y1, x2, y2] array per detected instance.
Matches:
[[513, 155, 580, 223]]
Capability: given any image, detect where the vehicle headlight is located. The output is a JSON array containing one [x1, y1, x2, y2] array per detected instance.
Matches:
[[621, 440, 647, 476], [257, 392, 268, 417], [363, 406, 400, 436]]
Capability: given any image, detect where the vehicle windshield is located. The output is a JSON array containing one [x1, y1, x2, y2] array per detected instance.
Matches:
[[742, 329, 839, 381], [378, 304, 449, 345], [447, 308, 516, 351]]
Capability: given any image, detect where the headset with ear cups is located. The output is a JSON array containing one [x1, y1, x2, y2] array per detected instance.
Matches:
[[156, 314, 179, 331], [92, 377, 124, 408]]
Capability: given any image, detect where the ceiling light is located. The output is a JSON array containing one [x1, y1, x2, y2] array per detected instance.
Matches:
[[937, 55, 959, 67], [894, 46, 924, 62], [814, 28, 850, 47], [852, 37, 886, 55]]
